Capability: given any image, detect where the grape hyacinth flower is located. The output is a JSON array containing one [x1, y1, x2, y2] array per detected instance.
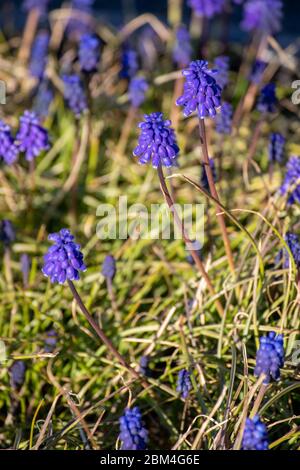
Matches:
[[102, 255, 116, 281], [176, 60, 222, 119], [119, 407, 148, 450], [0, 120, 19, 165], [173, 25, 192, 68], [139, 356, 150, 376], [269, 133, 285, 164], [42, 229, 86, 284], [29, 31, 49, 80], [214, 56, 230, 89], [201, 158, 217, 192], [254, 331, 284, 384], [280, 156, 300, 206], [257, 83, 277, 114], [16, 111, 50, 161], [133, 113, 179, 168], [0, 220, 16, 246], [68, 0, 94, 36], [23, 0, 49, 14], [241, 0, 283, 35], [250, 59, 267, 85], [33, 81, 53, 119], [284, 232, 300, 269], [242, 415, 269, 450], [44, 329, 58, 352], [120, 48, 139, 80], [216, 102, 233, 135], [188, 0, 225, 18], [79, 34, 100, 72], [176, 369, 192, 399], [62, 75, 88, 117], [10, 361, 26, 389], [129, 77, 148, 109]]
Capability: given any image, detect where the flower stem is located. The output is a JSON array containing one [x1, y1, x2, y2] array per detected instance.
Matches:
[[157, 165, 224, 317], [67, 280, 148, 387], [250, 382, 268, 417], [198, 119, 235, 276]]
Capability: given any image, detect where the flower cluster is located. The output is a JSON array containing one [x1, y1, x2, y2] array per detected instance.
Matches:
[[34, 80, 53, 119], [257, 83, 277, 114], [214, 56, 230, 89], [0, 220, 16, 246], [269, 133, 285, 163], [280, 156, 300, 206], [241, 0, 283, 34], [120, 48, 139, 80], [133, 113, 179, 168], [139, 356, 150, 376], [285, 232, 300, 269], [254, 331, 284, 384], [200, 158, 217, 192], [29, 31, 49, 80], [102, 254, 116, 280], [79, 34, 100, 72], [176, 60, 222, 119], [119, 407, 148, 450], [242, 415, 269, 450], [10, 361, 26, 389], [176, 369, 192, 399], [68, 0, 94, 36], [216, 102, 233, 135], [0, 120, 19, 165], [62, 75, 88, 117], [250, 59, 267, 85], [42, 229, 87, 284], [188, 0, 225, 18], [23, 0, 49, 14], [173, 25, 192, 67], [129, 77, 148, 108], [16, 111, 50, 161]]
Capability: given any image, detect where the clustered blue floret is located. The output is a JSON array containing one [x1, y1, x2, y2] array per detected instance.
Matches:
[[250, 59, 267, 85], [0, 120, 19, 165], [173, 25, 192, 67], [133, 113, 179, 168], [216, 102, 233, 135], [257, 83, 277, 114], [129, 77, 148, 108], [280, 156, 300, 205], [176, 369, 192, 399], [16, 110, 50, 161], [34, 80, 54, 119], [120, 48, 139, 80], [284, 232, 300, 268], [188, 0, 225, 18], [269, 132, 285, 163], [254, 331, 284, 384], [139, 356, 150, 376], [102, 254, 116, 280], [10, 361, 26, 389], [119, 407, 148, 450], [214, 56, 230, 89], [62, 75, 88, 117], [176, 60, 222, 119], [42, 228, 86, 284], [79, 34, 100, 72], [0, 220, 16, 246], [29, 31, 49, 80], [242, 415, 269, 450], [241, 0, 283, 34]]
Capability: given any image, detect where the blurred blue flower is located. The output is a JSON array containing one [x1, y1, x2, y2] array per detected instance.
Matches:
[[269, 133, 285, 163], [0, 120, 19, 165], [176, 60, 222, 119], [102, 255, 116, 281], [216, 102, 233, 135], [173, 25, 192, 67], [16, 110, 50, 161], [120, 48, 138, 80], [133, 112, 179, 168], [129, 76, 148, 108], [214, 56, 230, 89], [79, 34, 100, 72], [257, 83, 277, 114], [139, 356, 151, 376], [242, 415, 269, 450], [62, 75, 88, 117], [10, 361, 26, 389], [68, 0, 94, 36], [176, 369, 192, 399], [280, 156, 300, 205], [284, 232, 300, 268], [254, 331, 284, 384], [33, 80, 53, 119], [250, 59, 267, 85], [23, 0, 49, 14], [241, 0, 283, 34], [188, 0, 225, 18], [29, 31, 49, 80], [42, 228, 86, 284], [0, 220, 16, 246], [119, 407, 148, 450]]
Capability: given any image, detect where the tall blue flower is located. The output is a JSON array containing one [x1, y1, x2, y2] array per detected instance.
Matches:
[[0, 220, 16, 246], [102, 255, 116, 280], [79, 34, 100, 72], [214, 56, 229, 89], [188, 0, 225, 18], [242, 415, 269, 450], [33, 80, 53, 119], [216, 102, 233, 135], [241, 0, 283, 34], [280, 156, 300, 206], [10, 361, 26, 389], [201, 158, 217, 192], [68, 0, 94, 36], [120, 48, 139, 80], [0, 120, 19, 165], [23, 0, 49, 14], [257, 83, 277, 114], [250, 59, 267, 85], [119, 407, 148, 450], [139, 356, 151, 376], [133, 113, 179, 168], [269, 133, 285, 164], [16, 111, 50, 161], [129, 77, 148, 108], [173, 25, 192, 67], [284, 232, 300, 269], [62, 75, 88, 117], [176, 60, 222, 119], [42, 228, 87, 284], [176, 369, 192, 399], [29, 31, 49, 80], [254, 331, 284, 384]]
